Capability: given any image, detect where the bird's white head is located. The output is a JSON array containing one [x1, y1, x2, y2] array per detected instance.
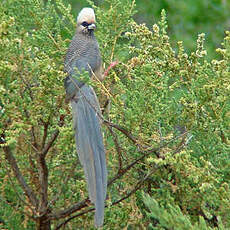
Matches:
[[77, 8, 96, 34]]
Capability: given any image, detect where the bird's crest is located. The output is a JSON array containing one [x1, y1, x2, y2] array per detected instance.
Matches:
[[77, 8, 96, 24]]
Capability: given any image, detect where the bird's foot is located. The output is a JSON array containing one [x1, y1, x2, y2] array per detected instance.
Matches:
[[104, 60, 119, 76]]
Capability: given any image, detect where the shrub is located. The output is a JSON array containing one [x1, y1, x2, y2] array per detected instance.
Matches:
[[0, 0, 229, 229]]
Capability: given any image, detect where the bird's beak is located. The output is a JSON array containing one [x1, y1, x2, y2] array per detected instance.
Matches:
[[88, 23, 96, 30]]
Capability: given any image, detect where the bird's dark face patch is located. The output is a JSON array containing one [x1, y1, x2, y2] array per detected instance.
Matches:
[[81, 21, 90, 27], [80, 21, 96, 35]]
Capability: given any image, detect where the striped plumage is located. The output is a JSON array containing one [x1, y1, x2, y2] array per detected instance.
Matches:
[[64, 32, 102, 77]]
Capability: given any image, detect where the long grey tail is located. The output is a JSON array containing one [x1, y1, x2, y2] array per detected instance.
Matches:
[[71, 85, 107, 227]]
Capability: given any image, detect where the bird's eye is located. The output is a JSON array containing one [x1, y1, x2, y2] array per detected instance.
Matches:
[[81, 21, 89, 27]]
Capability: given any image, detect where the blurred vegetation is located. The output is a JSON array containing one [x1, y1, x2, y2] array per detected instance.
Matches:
[[65, 0, 230, 60], [0, 0, 230, 229], [143, 193, 227, 230]]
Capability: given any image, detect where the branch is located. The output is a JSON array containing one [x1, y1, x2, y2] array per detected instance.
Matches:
[[31, 126, 38, 150], [56, 75, 189, 226], [37, 152, 49, 214], [38, 117, 64, 213], [107, 132, 189, 187], [48, 146, 155, 221], [19, 73, 34, 101], [111, 168, 156, 206], [107, 126, 123, 172], [54, 206, 94, 230], [54, 168, 156, 230], [48, 199, 89, 220], [5, 160, 32, 209], [104, 120, 138, 145], [101, 99, 110, 115], [41, 129, 59, 157], [48, 161, 79, 207], [41, 114, 65, 157], [41, 120, 49, 149], [68, 76, 139, 146], [48, 131, 187, 222], [37, 129, 60, 212], [3, 145, 39, 209], [0, 195, 34, 220]]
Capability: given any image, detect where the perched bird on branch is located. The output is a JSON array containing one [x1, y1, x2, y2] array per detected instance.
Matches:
[[64, 8, 107, 227]]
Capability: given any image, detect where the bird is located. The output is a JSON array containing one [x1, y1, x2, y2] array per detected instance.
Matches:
[[64, 7, 107, 227]]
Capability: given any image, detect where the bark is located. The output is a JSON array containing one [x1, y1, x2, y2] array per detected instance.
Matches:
[[36, 216, 51, 230]]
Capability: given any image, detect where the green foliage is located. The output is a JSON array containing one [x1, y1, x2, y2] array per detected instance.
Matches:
[[0, 0, 76, 228], [135, 0, 230, 60], [65, 0, 230, 60], [110, 10, 229, 228], [143, 193, 226, 230], [96, 4, 230, 229], [0, 0, 229, 229]]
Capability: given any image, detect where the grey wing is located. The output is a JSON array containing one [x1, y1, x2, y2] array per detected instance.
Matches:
[[64, 58, 95, 102]]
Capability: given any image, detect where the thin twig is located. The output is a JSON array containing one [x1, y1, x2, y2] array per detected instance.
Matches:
[[48, 33, 61, 50], [42, 129, 59, 157], [5, 162, 32, 212], [41, 120, 49, 149], [3, 145, 39, 209], [48, 199, 89, 220], [57, 63, 189, 227], [101, 99, 110, 115], [68, 72, 140, 149], [37, 117, 64, 214], [103, 120, 138, 145], [47, 126, 188, 222], [0, 195, 34, 220], [107, 126, 123, 172], [31, 126, 38, 150], [41, 114, 65, 157], [48, 161, 79, 208]]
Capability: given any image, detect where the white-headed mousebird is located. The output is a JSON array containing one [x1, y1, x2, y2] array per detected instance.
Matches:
[[64, 8, 107, 227]]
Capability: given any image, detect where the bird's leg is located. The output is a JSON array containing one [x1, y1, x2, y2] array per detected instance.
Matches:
[[104, 61, 119, 77]]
